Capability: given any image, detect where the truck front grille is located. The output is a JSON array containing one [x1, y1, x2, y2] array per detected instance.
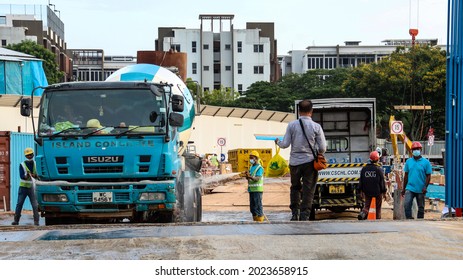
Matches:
[[84, 166, 123, 173]]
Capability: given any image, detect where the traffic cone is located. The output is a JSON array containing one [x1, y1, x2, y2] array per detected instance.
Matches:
[[367, 197, 377, 220]]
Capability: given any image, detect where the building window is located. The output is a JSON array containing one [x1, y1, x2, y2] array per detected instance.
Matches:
[[203, 44, 209, 50], [254, 66, 264, 74], [237, 41, 242, 53], [238, 84, 243, 94], [225, 44, 231, 50], [225, 65, 231, 71], [253, 44, 264, 53], [204, 65, 209, 71], [171, 44, 181, 52], [1, 39, 6, 47], [237, 63, 242, 74], [204, 87, 210, 93], [192, 63, 197, 74], [192, 41, 197, 53], [307, 57, 324, 69], [0, 16, 6, 25]]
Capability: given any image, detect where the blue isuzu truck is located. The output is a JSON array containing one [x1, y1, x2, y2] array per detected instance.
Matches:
[[20, 64, 202, 225]]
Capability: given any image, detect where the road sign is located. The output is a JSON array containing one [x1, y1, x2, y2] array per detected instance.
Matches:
[[428, 135, 435, 146], [221, 153, 226, 161], [391, 121, 403, 134], [217, 137, 226, 146]]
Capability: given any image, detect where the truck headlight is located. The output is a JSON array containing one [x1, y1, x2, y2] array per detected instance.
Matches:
[[139, 192, 165, 201], [42, 194, 68, 202]]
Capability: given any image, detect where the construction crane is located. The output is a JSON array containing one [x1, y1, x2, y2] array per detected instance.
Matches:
[[409, 0, 419, 46]]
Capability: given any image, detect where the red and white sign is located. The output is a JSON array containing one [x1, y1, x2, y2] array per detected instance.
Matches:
[[391, 121, 403, 134], [217, 137, 226, 146], [428, 135, 435, 146]]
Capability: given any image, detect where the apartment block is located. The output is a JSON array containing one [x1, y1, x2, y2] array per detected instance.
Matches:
[[156, 14, 279, 95]]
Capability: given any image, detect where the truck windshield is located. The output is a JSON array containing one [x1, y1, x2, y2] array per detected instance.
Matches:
[[38, 88, 167, 137]]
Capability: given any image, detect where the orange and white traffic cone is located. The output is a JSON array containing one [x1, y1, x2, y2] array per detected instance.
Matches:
[[367, 197, 377, 220]]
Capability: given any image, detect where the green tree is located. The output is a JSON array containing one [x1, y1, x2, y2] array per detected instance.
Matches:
[[342, 45, 446, 140], [6, 40, 64, 84], [231, 68, 351, 112], [199, 86, 239, 106]]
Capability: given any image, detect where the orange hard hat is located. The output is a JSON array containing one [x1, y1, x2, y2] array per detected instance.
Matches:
[[411, 142, 422, 150], [369, 151, 380, 162]]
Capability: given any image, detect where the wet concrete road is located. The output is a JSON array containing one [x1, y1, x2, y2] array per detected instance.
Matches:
[[0, 211, 463, 259]]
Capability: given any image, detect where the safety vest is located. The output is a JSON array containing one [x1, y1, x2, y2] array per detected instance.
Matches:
[[248, 164, 264, 192], [19, 161, 37, 188]]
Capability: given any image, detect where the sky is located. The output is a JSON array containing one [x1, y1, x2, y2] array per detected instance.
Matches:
[[2, 0, 448, 56]]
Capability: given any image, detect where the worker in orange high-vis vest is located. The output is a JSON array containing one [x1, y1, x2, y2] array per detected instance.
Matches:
[[12, 148, 40, 226], [245, 150, 265, 222]]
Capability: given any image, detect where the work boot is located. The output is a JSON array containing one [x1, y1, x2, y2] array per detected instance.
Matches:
[[256, 216, 265, 222], [252, 215, 257, 221], [357, 211, 367, 220], [290, 213, 299, 221], [299, 211, 309, 221], [11, 221, 19, 225], [34, 221, 40, 226]]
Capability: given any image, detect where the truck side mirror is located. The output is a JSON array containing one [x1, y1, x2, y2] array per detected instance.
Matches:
[[171, 95, 184, 112], [20, 98, 32, 117], [169, 112, 184, 127], [149, 111, 158, 123]]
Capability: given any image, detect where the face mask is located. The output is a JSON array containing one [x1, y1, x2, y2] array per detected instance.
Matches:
[[26, 158, 34, 161], [412, 150, 421, 157], [250, 159, 256, 165]]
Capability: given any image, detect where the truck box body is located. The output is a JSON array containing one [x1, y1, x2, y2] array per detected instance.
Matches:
[[296, 98, 376, 217]]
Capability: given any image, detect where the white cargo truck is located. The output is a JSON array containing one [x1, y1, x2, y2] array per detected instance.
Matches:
[[296, 98, 376, 220]]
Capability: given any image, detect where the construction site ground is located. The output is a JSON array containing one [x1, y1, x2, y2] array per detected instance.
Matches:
[[201, 175, 445, 221]]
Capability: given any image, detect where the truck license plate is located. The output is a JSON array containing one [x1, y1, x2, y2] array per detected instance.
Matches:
[[92, 192, 113, 203], [329, 185, 345, 194]]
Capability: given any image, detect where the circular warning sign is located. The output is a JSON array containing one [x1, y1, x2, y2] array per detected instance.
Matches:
[[391, 121, 403, 134], [217, 137, 226, 146]]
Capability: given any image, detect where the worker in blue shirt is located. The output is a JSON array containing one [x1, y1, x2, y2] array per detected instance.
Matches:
[[401, 142, 432, 219]]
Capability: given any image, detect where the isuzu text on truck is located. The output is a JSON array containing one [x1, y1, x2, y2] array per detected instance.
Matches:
[[20, 64, 202, 225], [296, 98, 376, 220]]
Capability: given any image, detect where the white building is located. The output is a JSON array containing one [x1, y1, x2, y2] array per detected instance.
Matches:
[[280, 39, 439, 76], [0, 4, 72, 81], [156, 15, 279, 95]]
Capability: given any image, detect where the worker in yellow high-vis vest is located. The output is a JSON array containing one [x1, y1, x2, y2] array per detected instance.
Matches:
[[12, 148, 40, 226], [245, 150, 265, 222]]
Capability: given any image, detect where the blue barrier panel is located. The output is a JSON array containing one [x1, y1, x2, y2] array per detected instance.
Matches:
[[445, 0, 463, 208]]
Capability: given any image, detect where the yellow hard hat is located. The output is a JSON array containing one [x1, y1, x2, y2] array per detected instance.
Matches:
[[24, 147, 34, 156], [86, 119, 102, 128], [250, 150, 260, 158]]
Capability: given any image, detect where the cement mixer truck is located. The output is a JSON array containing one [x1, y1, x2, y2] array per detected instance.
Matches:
[[20, 64, 202, 225]]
